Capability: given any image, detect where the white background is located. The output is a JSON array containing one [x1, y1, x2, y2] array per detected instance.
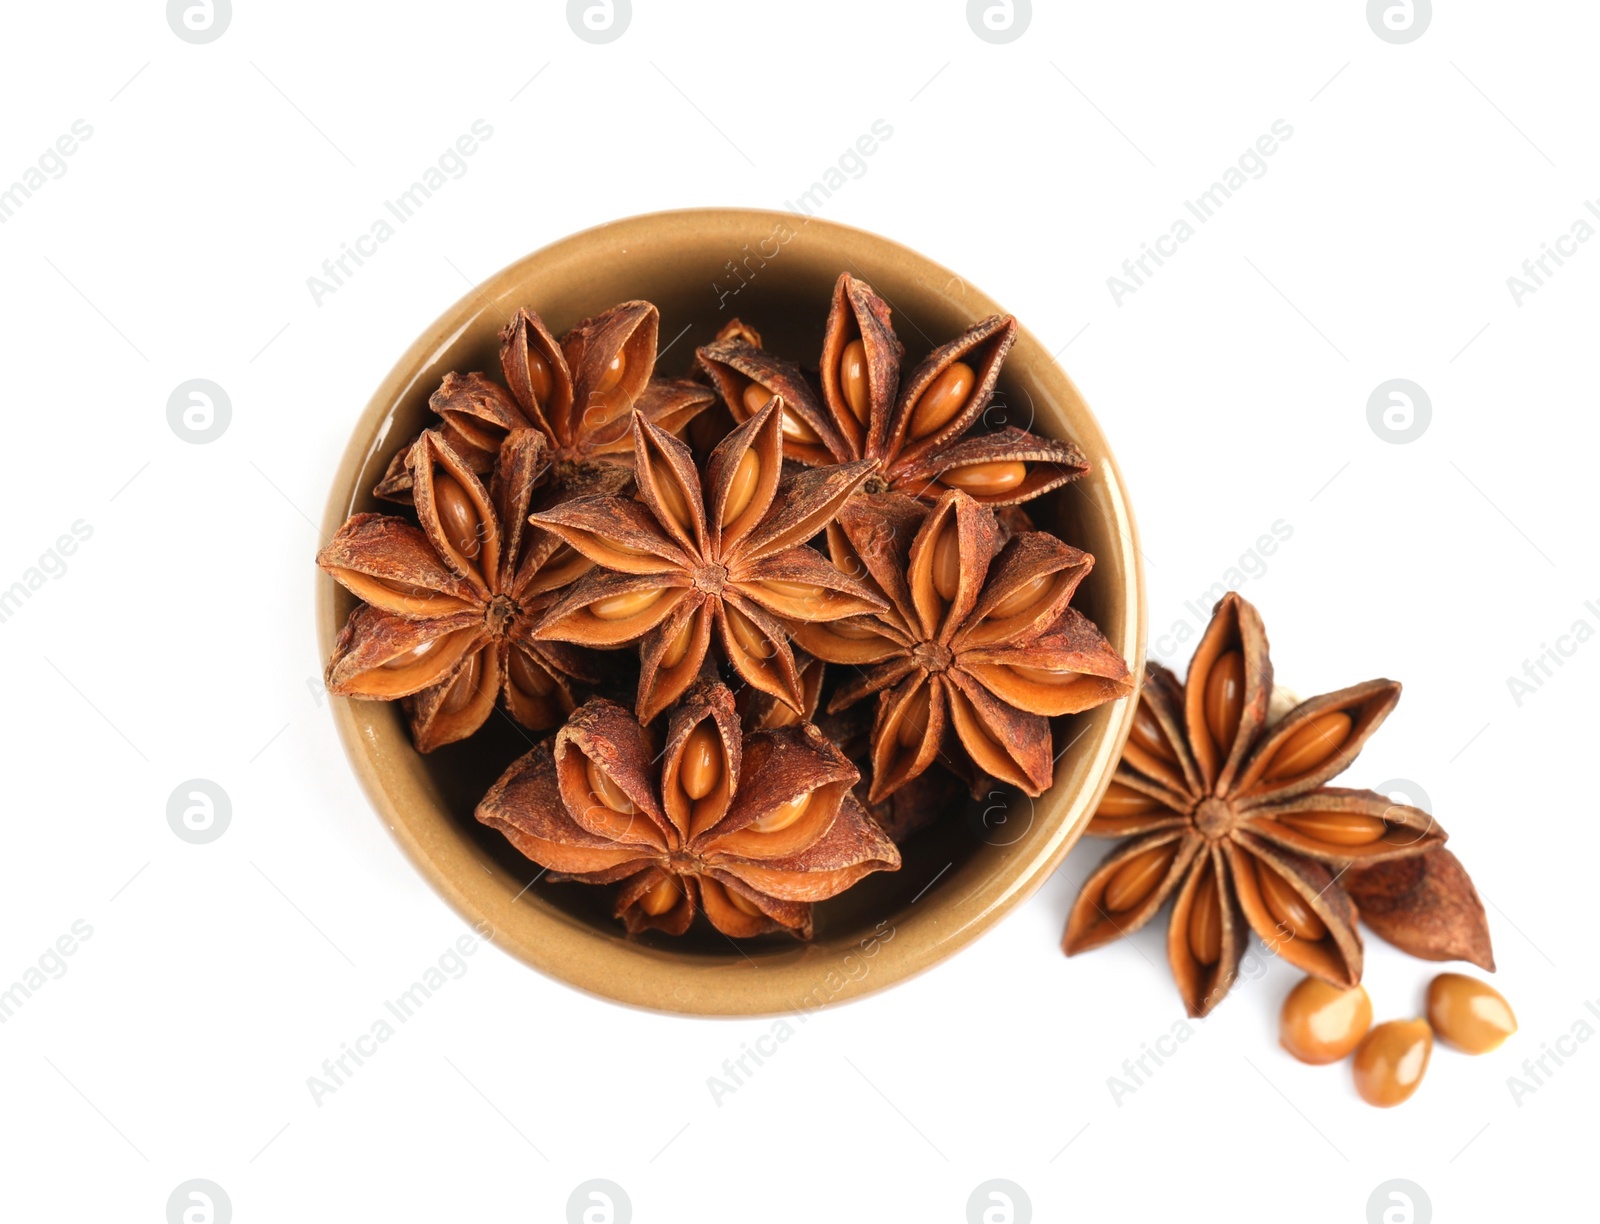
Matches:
[[1, 2, 1594, 1221]]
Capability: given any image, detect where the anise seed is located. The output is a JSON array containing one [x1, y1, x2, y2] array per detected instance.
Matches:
[[434, 473, 483, 559], [591, 587, 666, 621], [680, 724, 723, 800], [1105, 842, 1178, 912], [939, 460, 1026, 497], [1203, 649, 1245, 751], [1255, 859, 1327, 941], [723, 448, 761, 526], [749, 790, 810, 833], [1426, 974, 1516, 1054], [1352, 1019, 1432, 1107], [1280, 978, 1372, 1064], [586, 758, 636, 815], [1188, 867, 1221, 965], [639, 875, 681, 915], [839, 339, 871, 424], [909, 361, 975, 439], [1278, 811, 1387, 846], [1264, 711, 1353, 780]]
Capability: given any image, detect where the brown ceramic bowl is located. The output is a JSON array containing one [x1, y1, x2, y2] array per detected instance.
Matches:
[[318, 208, 1145, 1015]]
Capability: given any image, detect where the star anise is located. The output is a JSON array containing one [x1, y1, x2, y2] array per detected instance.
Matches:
[[475, 679, 901, 937], [319, 429, 602, 750], [696, 273, 1089, 506], [792, 489, 1132, 801], [527, 398, 884, 722], [375, 301, 712, 499], [1063, 593, 1464, 1017]]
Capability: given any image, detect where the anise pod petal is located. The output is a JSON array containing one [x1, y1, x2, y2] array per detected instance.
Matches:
[[905, 490, 1001, 643], [487, 428, 548, 590], [528, 494, 687, 574], [696, 337, 848, 466], [1084, 769, 1191, 839], [407, 643, 501, 751], [711, 789, 898, 902], [700, 874, 808, 937], [631, 411, 707, 556], [827, 654, 918, 715], [819, 271, 902, 458], [791, 615, 909, 668], [734, 546, 888, 622], [866, 673, 945, 802], [637, 596, 714, 724], [957, 530, 1095, 648], [476, 742, 658, 878], [741, 654, 824, 731], [959, 607, 1133, 716], [615, 868, 696, 936], [717, 595, 804, 713], [889, 427, 1090, 507], [1227, 836, 1362, 987], [1168, 845, 1249, 1018], [432, 370, 532, 457], [499, 307, 571, 442], [590, 376, 714, 456], [317, 514, 479, 617], [410, 431, 501, 593], [1119, 663, 1201, 796], [516, 465, 635, 596], [705, 396, 783, 554], [944, 671, 1054, 797], [325, 605, 482, 698], [832, 492, 929, 630], [534, 569, 692, 647], [700, 723, 857, 850], [1341, 847, 1495, 971], [1183, 592, 1272, 794], [738, 459, 879, 563], [660, 680, 742, 842], [886, 313, 1017, 466], [1063, 829, 1202, 954], [501, 640, 579, 731], [1233, 679, 1401, 801], [1242, 787, 1445, 863], [562, 301, 658, 449], [554, 698, 673, 849]]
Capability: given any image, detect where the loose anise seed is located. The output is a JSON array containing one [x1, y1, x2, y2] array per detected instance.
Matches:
[[680, 723, 723, 801], [725, 886, 763, 917], [1128, 701, 1178, 764], [659, 617, 694, 669], [938, 460, 1026, 497], [1203, 648, 1245, 752], [440, 651, 483, 714], [1255, 859, 1327, 941], [639, 875, 681, 916], [1426, 974, 1517, 1054], [723, 448, 760, 526], [909, 361, 976, 440], [1188, 868, 1221, 965], [509, 647, 554, 696], [1277, 811, 1388, 846], [586, 758, 637, 816], [381, 637, 441, 670], [1104, 842, 1178, 912], [1279, 978, 1372, 1065], [989, 573, 1051, 619], [931, 523, 961, 601], [1263, 711, 1353, 780], [591, 587, 666, 621], [433, 473, 483, 560], [839, 338, 871, 424], [749, 790, 811, 833], [1352, 1019, 1432, 1107], [1097, 781, 1161, 818]]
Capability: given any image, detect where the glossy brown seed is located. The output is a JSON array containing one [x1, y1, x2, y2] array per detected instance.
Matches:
[[1128, 700, 1178, 764], [1427, 974, 1517, 1054], [433, 473, 482, 560], [659, 616, 695, 669], [526, 348, 555, 407], [724, 885, 763, 917], [586, 758, 637, 816], [741, 382, 773, 416], [779, 404, 820, 443], [938, 460, 1026, 497], [723, 448, 760, 527], [650, 462, 694, 532], [1097, 781, 1162, 818], [839, 338, 871, 424], [831, 618, 884, 640], [989, 573, 1051, 619], [1104, 842, 1179, 912], [760, 578, 825, 600], [508, 646, 554, 696], [1352, 1019, 1432, 1107], [1010, 664, 1083, 686], [639, 874, 680, 916], [440, 650, 483, 714], [1256, 859, 1328, 942], [1264, 711, 1353, 781], [726, 605, 775, 660], [896, 684, 931, 748], [909, 361, 976, 439], [749, 790, 811, 833], [931, 523, 961, 601], [1279, 978, 1372, 1065], [679, 723, 724, 801], [1188, 867, 1221, 965], [1203, 649, 1245, 753], [591, 587, 665, 621], [381, 636, 441, 670], [597, 349, 626, 393], [1278, 812, 1388, 846]]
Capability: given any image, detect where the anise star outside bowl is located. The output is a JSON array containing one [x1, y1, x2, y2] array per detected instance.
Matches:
[[316, 208, 1146, 1015]]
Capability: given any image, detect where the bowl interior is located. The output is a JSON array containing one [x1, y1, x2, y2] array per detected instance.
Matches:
[[320, 209, 1144, 1013]]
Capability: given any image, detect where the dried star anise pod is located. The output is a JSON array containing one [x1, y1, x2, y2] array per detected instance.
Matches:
[[527, 398, 884, 721], [475, 680, 901, 937], [375, 301, 712, 500], [1343, 847, 1494, 970], [1063, 593, 1459, 1017], [319, 429, 602, 750], [696, 273, 1089, 506], [793, 489, 1131, 802]]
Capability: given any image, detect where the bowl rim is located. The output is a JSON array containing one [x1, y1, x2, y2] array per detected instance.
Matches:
[[317, 206, 1146, 1016]]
